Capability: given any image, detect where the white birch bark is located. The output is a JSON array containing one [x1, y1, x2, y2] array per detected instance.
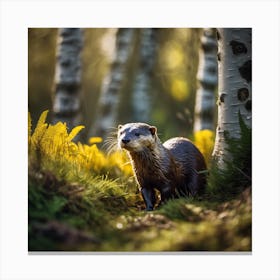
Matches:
[[53, 28, 83, 130], [212, 28, 252, 165], [89, 28, 134, 138], [194, 28, 217, 132], [132, 28, 156, 122]]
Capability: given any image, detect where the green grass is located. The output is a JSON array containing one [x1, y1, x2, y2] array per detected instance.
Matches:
[[207, 112, 252, 200], [28, 167, 251, 251]]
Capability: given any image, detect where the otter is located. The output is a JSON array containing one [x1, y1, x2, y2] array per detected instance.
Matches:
[[117, 123, 207, 211]]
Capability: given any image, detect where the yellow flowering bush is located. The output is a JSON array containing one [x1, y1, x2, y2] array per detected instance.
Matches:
[[193, 129, 215, 166], [28, 111, 215, 181], [28, 110, 133, 179]]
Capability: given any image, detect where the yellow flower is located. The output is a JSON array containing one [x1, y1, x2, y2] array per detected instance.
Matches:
[[194, 130, 214, 165], [89, 137, 103, 144], [29, 110, 133, 180]]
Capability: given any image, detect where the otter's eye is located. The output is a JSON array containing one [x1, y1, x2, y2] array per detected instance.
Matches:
[[135, 132, 140, 137]]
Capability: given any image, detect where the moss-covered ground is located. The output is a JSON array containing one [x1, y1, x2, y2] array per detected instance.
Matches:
[[29, 169, 251, 252]]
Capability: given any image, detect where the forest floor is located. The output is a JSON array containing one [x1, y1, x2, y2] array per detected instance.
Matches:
[[28, 169, 251, 252]]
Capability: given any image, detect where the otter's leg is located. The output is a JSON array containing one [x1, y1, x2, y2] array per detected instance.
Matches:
[[141, 188, 156, 211], [187, 172, 199, 196], [160, 184, 174, 203]]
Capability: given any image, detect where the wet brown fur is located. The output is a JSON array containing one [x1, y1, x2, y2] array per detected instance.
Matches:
[[117, 123, 207, 210]]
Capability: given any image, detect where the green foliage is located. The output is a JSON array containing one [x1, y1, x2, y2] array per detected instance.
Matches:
[[28, 110, 251, 251], [28, 166, 139, 250], [158, 197, 216, 221], [207, 113, 252, 200], [29, 181, 68, 222], [28, 110, 141, 250]]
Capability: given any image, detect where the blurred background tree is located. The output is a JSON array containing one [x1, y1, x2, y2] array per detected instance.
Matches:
[[194, 28, 217, 133], [53, 28, 83, 130], [88, 28, 135, 139], [28, 28, 202, 142], [131, 28, 157, 123]]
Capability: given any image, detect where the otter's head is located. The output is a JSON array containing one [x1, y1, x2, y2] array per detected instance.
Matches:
[[117, 123, 157, 153]]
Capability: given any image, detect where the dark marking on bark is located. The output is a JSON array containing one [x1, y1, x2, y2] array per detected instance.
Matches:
[[55, 83, 80, 95], [239, 60, 252, 83], [245, 100, 252, 111], [60, 57, 71, 67], [201, 42, 209, 52], [216, 30, 221, 40], [54, 94, 80, 115], [201, 40, 217, 53], [200, 81, 216, 90], [207, 65, 217, 74], [55, 110, 79, 118], [217, 52, 221, 61], [220, 93, 226, 103], [108, 86, 118, 95], [237, 88, 249, 102], [230, 40, 247, 55], [100, 103, 113, 116], [200, 109, 215, 122], [224, 130, 230, 138]]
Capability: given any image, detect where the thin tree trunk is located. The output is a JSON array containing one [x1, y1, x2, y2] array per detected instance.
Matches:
[[212, 28, 252, 165], [53, 28, 83, 130], [131, 28, 156, 122], [194, 28, 217, 132], [89, 28, 134, 139]]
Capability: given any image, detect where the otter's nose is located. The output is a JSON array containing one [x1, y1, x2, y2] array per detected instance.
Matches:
[[122, 139, 130, 144]]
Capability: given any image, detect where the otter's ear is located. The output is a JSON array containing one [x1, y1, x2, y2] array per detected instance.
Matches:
[[149, 126, 157, 136], [118, 124, 123, 130]]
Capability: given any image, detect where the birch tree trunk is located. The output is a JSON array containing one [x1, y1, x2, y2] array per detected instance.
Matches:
[[89, 28, 134, 139], [131, 28, 156, 122], [212, 28, 252, 165], [53, 28, 83, 130], [194, 28, 217, 132]]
